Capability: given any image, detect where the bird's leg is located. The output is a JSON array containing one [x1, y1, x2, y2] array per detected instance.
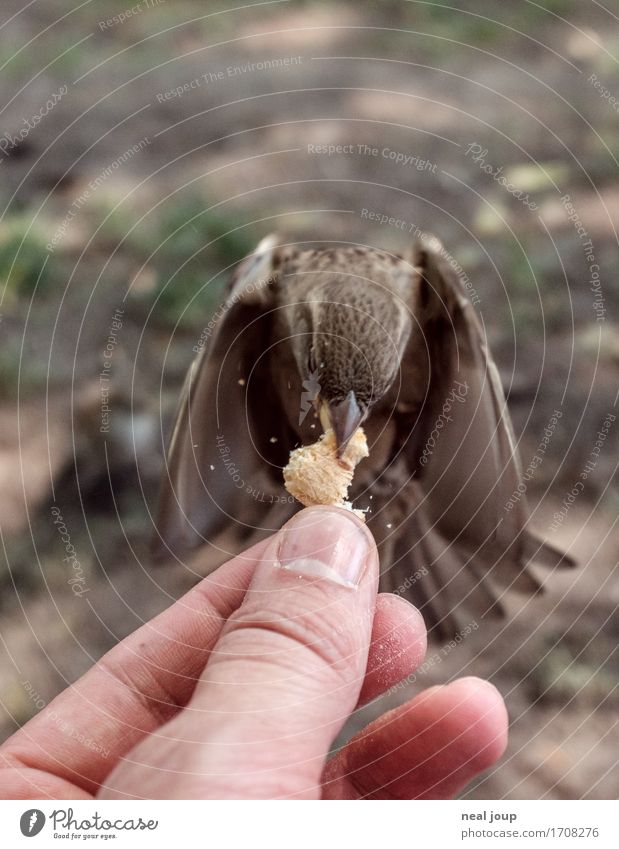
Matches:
[[362, 461, 415, 546]]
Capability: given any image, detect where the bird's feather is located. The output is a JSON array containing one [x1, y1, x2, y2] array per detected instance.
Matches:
[[153, 234, 575, 637], [153, 235, 297, 560]]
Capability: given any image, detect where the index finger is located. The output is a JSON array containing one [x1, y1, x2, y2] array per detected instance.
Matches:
[[0, 539, 267, 796]]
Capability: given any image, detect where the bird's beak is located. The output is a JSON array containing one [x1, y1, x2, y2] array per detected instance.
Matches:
[[319, 391, 365, 457]]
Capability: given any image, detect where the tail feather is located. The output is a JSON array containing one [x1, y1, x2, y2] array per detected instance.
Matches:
[[383, 503, 504, 640], [524, 531, 576, 570], [378, 503, 574, 640]]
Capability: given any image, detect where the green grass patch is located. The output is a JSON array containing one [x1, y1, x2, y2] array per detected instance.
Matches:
[[0, 216, 51, 300], [119, 194, 258, 326]]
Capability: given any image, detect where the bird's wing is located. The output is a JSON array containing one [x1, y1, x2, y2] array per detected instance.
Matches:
[[403, 237, 573, 592], [153, 235, 297, 562]]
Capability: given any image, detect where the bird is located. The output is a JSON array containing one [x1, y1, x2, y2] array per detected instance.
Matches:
[[153, 234, 574, 638]]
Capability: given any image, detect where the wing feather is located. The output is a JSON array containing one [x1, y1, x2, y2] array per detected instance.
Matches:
[[406, 238, 573, 601], [153, 235, 297, 561]]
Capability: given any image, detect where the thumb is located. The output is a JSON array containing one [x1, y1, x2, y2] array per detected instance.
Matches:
[[106, 506, 378, 799]]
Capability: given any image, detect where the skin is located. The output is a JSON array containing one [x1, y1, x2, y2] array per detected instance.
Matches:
[[0, 507, 507, 799]]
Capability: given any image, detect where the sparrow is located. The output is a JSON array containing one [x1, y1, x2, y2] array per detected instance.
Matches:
[[153, 234, 574, 637]]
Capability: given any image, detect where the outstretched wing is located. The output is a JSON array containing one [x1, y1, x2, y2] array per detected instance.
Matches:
[[153, 235, 297, 561], [405, 237, 572, 598]]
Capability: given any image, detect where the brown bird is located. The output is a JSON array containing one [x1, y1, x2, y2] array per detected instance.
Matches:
[[154, 234, 573, 637]]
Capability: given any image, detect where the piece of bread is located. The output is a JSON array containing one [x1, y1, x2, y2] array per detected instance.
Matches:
[[283, 428, 368, 517]]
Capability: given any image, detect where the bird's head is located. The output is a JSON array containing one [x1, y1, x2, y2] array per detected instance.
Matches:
[[291, 277, 412, 456]]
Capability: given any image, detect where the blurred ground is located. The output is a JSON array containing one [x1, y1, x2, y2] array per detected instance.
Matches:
[[0, 1, 617, 798]]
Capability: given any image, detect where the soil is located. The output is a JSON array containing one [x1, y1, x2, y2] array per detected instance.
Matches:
[[0, 0, 617, 799]]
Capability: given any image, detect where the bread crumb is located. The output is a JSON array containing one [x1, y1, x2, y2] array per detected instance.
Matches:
[[283, 428, 368, 519]]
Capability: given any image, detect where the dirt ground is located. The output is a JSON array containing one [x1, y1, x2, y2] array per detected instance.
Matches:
[[0, 1, 617, 799]]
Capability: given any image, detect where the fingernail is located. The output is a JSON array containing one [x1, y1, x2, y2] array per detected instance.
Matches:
[[275, 508, 370, 588], [447, 676, 502, 698]]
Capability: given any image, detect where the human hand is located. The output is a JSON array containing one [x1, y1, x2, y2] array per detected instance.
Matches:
[[0, 507, 507, 799]]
